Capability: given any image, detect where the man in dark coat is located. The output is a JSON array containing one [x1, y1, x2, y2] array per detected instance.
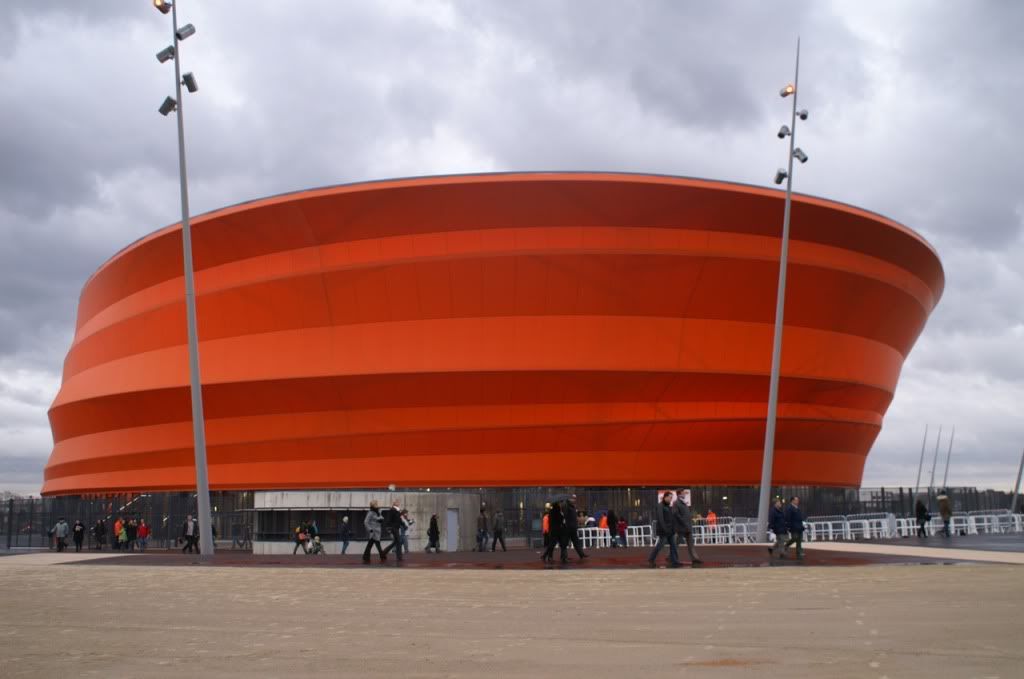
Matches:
[[648, 492, 680, 567], [426, 514, 441, 553], [339, 516, 352, 554], [606, 509, 619, 548], [541, 501, 565, 563], [490, 510, 507, 552], [768, 498, 788, 558], [783, 496, 805, 559], [564, 495, 588, 560], [672, 490, 702, 564], [381, 501, 404, 563]]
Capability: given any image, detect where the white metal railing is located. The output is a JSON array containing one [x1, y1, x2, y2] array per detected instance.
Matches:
[[580, 512, 1023, 549], [625, 524, 655, 547], [577, 527, 611, 549]]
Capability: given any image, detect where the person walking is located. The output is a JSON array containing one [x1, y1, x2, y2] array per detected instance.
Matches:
[[541, 500, 565, 563], [768, 498, 788, 558], [605, 509, 618, 548], [362, 501, 386, 563], [339, 516, 352, 554], [92, 519, 106, 550], [137, 519, 150, 552], [937, 491, 952, 537], [915, 498, 930, 538], [616, 516, 627, 548], [126, 519, 138, 552], [474, 506, 489, 552], [783, 496, 805, 559], [181, 514, 199, 554], [672, 489, 702, 565], [293, 523, 308, 555], [400, 509, 414, 554], [490, 509, 507, 552], [72, 520, 85, 552], [564, 495, 588, 560], [52, 518, 69, 552], [381, 501, 404, 563], [648, 493, 680, 567], [541, 503, 552, 552], [118, 521, 129, 552], [425, 514, 441, 553], [113, 517, 124, 551]]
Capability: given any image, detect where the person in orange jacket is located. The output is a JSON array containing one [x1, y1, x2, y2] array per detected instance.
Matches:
[[542, 503, 552, 551], [113, 517, 123, 551]]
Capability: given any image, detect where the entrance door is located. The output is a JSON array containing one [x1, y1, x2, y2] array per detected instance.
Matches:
[[445, 508, 459, 552]]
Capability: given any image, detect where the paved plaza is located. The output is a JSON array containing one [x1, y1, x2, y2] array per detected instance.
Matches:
[[1, 547, 1022, 678]]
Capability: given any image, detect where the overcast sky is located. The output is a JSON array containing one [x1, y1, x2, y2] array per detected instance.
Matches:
[[1, 1, 1022, 496]]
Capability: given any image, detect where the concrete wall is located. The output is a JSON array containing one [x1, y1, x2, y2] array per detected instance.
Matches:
[[253, 490, 482, 554]]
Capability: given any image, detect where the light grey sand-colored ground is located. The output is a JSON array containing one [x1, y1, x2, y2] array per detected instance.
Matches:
[[0, 553, 1021, 678]]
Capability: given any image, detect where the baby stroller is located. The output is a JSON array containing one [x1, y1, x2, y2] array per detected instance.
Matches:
[[308, 535, 326, 556]]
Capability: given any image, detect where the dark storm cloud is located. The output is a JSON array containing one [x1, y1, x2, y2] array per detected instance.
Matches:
[[0, 1, 1022, 493]]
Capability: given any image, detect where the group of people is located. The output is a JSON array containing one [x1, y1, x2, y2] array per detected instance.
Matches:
[[540, 494, 591, 564], [768, 496, 806, 559], [648, 490, 704, 567], [915, 491, 953, 538], [474, 506, 507, 552], [51, 517, 152, 552], [361, 501, 431, 564]]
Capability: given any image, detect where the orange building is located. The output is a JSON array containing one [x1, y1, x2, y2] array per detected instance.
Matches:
[[42, 172, 943, 496]]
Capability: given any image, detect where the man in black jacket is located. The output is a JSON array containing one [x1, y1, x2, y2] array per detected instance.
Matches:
[[381, 501, 404, 563], [648, 492, 681, 567], [564, 495, 588, 560], [672, 490, 702, 565], [783, 496, 805, 559], [606, 509, 619, 548], [768, 498, 788, 558]]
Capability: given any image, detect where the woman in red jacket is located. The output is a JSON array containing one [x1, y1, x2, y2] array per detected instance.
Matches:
[[137, 519, 151, 552]]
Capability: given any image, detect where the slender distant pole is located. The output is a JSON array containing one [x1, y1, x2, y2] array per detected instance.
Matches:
[[941, 425, 955, 489], [913, 424, 929, 505], [927, 425, 943, 509], [1010, 448, 1024, 514]]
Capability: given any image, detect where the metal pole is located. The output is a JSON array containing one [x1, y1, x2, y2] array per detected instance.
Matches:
[[756, 37, 800, 541], [170, 1, 214, 561], [913, 423, 929, 505], [941, 425, 955, 490], [927, 425, 943, 509], [1010, 448, 1024, 514]]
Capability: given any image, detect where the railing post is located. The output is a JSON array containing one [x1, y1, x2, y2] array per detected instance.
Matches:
[[5, 498, 13, 550]]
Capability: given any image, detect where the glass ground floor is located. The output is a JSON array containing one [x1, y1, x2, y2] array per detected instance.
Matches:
[[3, 485, 1017, 551]]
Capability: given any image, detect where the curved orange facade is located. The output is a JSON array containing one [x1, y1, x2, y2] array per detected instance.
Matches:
[[43, 173, 944, 495]]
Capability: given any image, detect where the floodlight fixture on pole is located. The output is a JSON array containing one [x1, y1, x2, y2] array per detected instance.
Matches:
[[154, 0, 214, 562], [156, 46, 175, 63], [755, 37, 811, 543], [158, 96, 177, 116]]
